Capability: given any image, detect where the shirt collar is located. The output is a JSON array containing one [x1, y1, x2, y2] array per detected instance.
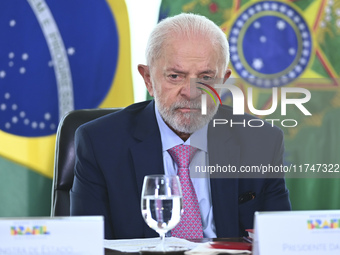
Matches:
[[155, 103, 208, 152]]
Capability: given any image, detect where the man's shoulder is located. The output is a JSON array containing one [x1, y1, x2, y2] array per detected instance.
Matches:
[[215, 104, 283, 137], [217, 104, 272, 122], [77, 100, 153, 134]]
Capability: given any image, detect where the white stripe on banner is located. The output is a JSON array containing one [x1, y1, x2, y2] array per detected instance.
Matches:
[[27, 0, 74, 119]]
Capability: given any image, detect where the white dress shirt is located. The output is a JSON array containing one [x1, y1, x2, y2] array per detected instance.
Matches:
[[154, 104, 217, 238]]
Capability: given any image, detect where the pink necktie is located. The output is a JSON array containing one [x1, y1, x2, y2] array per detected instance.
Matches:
[[168, 145, 204, 239]]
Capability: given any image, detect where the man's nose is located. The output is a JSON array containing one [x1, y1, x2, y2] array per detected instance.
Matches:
[[180, 79, 201, 99]]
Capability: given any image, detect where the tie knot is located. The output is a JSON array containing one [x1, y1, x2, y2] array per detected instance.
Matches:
[[168, 145, 198, 169]]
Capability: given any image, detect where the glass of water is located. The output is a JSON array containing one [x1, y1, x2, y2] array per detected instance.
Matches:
[[141, 175, 183, 251]]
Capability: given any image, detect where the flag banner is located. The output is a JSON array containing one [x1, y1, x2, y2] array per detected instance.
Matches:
[[0, 157, 52, 217], [0, 0, 133, 179], [0, 0, 133, 217], [159, 0, 340, 210]]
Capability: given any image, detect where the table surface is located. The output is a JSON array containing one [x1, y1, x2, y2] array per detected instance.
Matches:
[[104, 238, 250, 255]]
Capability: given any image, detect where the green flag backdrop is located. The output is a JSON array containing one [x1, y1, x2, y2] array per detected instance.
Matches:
[[159, 0, 340, 210]]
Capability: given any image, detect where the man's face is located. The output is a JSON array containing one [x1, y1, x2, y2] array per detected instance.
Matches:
[[141, 34, 231, 134]]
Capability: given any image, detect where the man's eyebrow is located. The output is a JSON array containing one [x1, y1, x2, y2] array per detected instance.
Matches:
[[199, 70, 216, 74], [165, 68, 187, 74]]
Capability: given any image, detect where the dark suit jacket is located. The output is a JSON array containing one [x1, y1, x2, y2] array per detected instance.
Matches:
[[70, 100, 291, 239]]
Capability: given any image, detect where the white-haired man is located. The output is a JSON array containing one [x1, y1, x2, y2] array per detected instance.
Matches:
[[71, 13, 291, 239]]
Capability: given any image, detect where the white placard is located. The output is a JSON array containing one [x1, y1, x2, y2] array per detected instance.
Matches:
[[252, 210, 340, 255], [0, 216, 104, 255]]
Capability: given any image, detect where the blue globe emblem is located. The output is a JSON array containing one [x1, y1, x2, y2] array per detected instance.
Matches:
[[229, 1, 312, 88]]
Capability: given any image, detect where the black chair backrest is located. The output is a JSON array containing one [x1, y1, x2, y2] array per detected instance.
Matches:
[[51, 108, 121, 216]]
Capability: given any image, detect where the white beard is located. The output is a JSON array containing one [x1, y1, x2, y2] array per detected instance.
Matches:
[[154, 92, 218, 134]]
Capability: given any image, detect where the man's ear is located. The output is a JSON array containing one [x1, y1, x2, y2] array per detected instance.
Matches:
[[223, 69, 232, 83], [138, 64, 154, 97]]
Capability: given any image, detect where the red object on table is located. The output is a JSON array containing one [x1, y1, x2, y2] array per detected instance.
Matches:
[[209, 241, 252, 251]]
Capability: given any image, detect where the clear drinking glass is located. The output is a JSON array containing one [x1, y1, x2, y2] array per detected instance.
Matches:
[[141, 175, 183, 251]]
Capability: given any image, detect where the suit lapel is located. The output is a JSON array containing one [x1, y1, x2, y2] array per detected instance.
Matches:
[[130, 101, 164, 237], [208, 107, 241, 237]]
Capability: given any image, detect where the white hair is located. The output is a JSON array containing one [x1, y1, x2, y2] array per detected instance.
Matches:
[[145, 13, 230, 71]]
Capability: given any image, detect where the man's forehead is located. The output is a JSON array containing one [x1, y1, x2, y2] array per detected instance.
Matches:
[[164, 66, 217, 74]]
